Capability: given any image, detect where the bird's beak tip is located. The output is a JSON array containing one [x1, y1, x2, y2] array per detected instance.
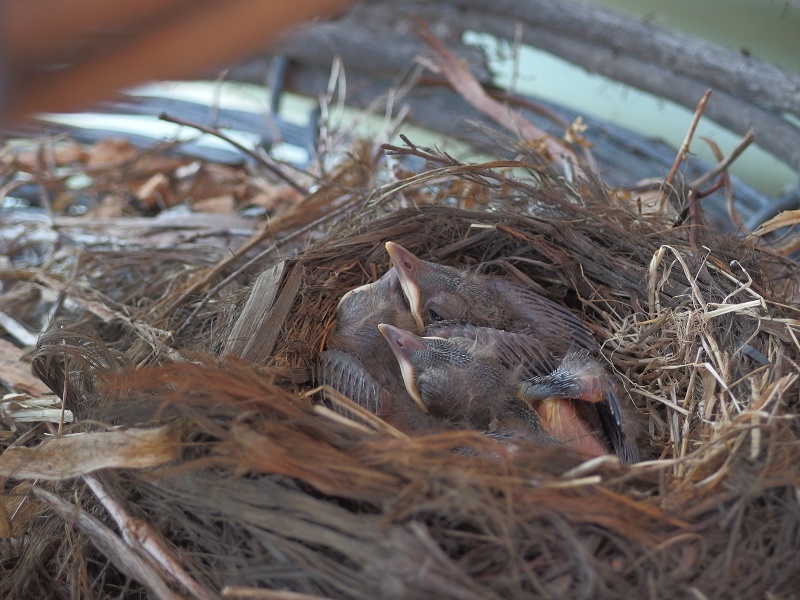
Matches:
[[385, 242, 425, 329]]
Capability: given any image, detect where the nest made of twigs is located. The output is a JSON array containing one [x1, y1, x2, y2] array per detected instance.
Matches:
[[3, 138, 800, 600]]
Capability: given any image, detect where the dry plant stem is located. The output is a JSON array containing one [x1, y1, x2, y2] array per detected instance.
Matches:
[[313, 405, 375, 434], [662, 89, 711, 199], [59, 369, 67, 435], [381, 137, 543, 197], [413, 18, 584, 173], [29, 270, 172, 346], [173, 206, 351, 337], [308, 384, 409, 439], [159, 113, 307, 194], [685, 131, 755, 247], [0, 309, 38, 346], [414, 72, 597, 168], [32, 487, 181, 600], [700, 136, 740, 230], [687, 188, 701, 249], [690, 129, 755, 190], [83, 473, 218, 600]]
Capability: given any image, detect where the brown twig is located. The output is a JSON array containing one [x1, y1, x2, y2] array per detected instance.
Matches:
[[690, 129, 755, 190], [699, 136, 740, 231], [662, 89, 711, 197], [413, 17, 585, 174], [159, 113, 308, 194]]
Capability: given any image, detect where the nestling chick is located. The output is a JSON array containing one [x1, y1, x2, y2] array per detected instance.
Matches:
[[316, 348, 442, 433], [417, 292, 639, 462], [421, 322, 614, 459], [378, 323, 552, 442], [519, 352, 640, 463], [325, 267, 418, 391], [386, 241, 596, 353]]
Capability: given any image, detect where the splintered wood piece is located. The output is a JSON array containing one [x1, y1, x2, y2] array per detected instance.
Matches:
[[224, 262, 304, 362]]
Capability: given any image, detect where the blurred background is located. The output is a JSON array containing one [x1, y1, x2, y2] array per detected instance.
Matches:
[[3, 0, 799, 216]]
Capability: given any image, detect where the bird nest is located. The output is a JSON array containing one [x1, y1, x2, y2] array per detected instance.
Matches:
[[2, 136, 800, 599]]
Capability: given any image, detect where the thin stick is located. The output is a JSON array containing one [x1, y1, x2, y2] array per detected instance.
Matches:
[[174, 206, 351, 337], [159, 113, 308, 195], [690, 129, 755, 190], [306, 385, 409, 440], [662, 89, 712, 195]]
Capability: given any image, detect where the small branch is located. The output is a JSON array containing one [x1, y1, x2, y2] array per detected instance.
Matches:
[[33, 486, 180, 600], [699, 136, 741, 231], [682, 129, 755, 248], [663, 90, 712, 194], [84, 474, 217, 600], [413, 17, 585, 174], [690, 129, 755, 190], [159, 113, 308, 195]]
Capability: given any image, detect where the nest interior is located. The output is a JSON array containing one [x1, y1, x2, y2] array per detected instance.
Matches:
[[2, 138, 800, 600]]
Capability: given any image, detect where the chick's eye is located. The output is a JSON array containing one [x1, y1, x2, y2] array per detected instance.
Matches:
[[428, 309, 443, 322]]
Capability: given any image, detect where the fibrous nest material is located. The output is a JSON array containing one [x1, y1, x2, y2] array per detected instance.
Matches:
[[2, 135, 800, 600]]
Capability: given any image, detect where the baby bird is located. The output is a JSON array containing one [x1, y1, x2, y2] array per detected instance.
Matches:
[[324, 267, 417, 392], [386, 242, 638, 463], [316, 348, 443, 434], [317, 267, 430, 420], [518, 352, 638, 463], [385, 241, 597, 353], [429, 322, 639, 463], [378, 323, 553, 443]]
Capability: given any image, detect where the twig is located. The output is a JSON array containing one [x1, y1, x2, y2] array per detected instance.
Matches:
[[32, 486, 181, 600], [683, 129, 755, 247], [413, 17, 584, 174], [690, 129, 755, 190], [0, 310, 38, 346], [83, 473, 217, 600], [174, 205, 352, 338], [662, 89, 711, 196], [699, 136, 741, 230], [159, 112, 308, 194], [307, 384, 409, 439]]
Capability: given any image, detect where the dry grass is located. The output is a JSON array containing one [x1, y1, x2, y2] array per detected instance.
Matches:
[[1, 134, 799, 599]]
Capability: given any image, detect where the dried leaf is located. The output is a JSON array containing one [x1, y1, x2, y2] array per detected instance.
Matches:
[[415, 18, 575, 166], [192, 194, 236, 214], [749, 209, 800, 237], [0, 338, 51, 396], [0, 422, 182, 480], [86, 138, 138, 168]]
